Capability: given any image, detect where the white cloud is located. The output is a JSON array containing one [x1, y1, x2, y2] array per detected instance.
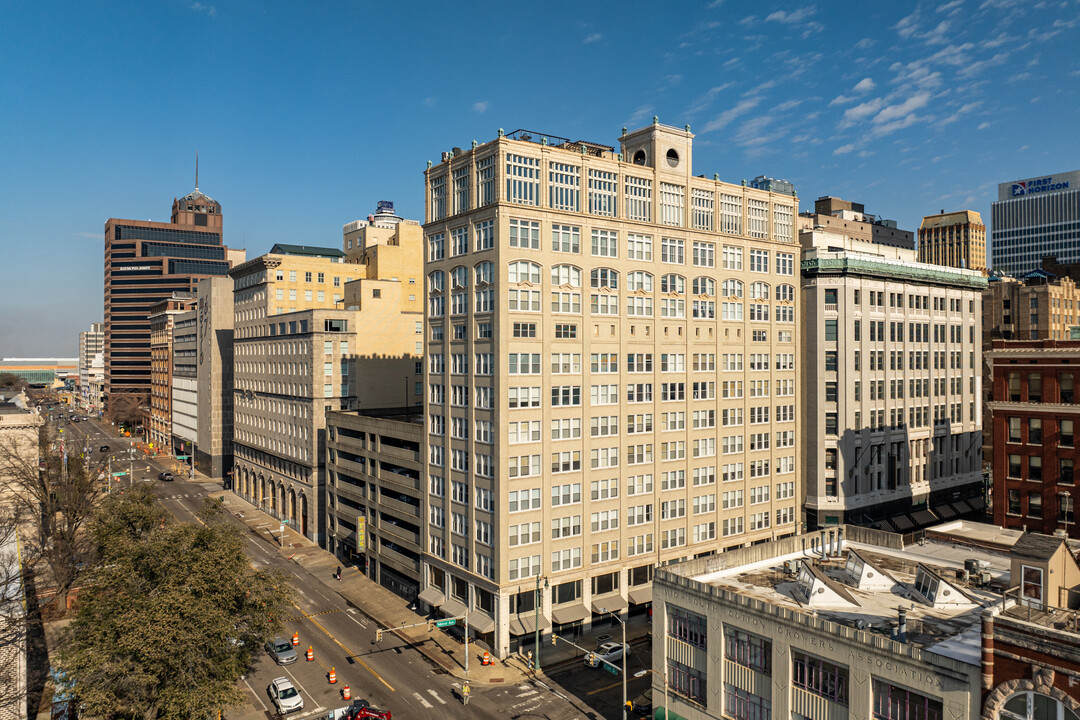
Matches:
[[834, 144, 856, 155], [830, 94, 855, 106], [583, 33, 603, 44], [628, 105, 654, 126], [423, 97, 437, 107], [840, 97, 884, 128], [708, 0, 723, 7], [854, 38, 875, 49], [936, 0, 964, 13], [773, 99, 802, 112], [870, 112, 924, 137], [191, 1, 216, 16], [472, 101, 489, 113], [766, 5, 817, 23], [703, 97, 762, 132], [895, 10, 920, 38], [75, 231, 100, 239], [685, 84, 734, 116], [873, 92, 930, 124], [978, 121, 991, 129], [924, 19, 952, 44], [957, 51, 1009, 78], [739, 15, 757, 25], [853, 77, 876, 93]]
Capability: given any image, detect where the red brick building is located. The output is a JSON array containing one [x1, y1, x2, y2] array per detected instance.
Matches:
[[981, 533, 1080, 719], [988, 340, 1080, 537]]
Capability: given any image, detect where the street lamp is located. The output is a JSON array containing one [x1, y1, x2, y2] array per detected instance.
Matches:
[[634, 668, 670, 720], [598, 607, 627, 720], [533, 575, 548, 670]]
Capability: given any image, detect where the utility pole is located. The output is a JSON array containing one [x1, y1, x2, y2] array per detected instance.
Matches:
[[533, 575, 548, 670], [598, 607, 627, 720]]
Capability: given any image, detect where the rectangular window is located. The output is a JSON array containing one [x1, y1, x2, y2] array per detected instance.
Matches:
[[793, 651, 849, 705], [588, 169, 617, 217], [509, 218, 540, 249], [660, 182, 684, 226], [591, 228, 619, 257], [625, 176, 652, 222], [661, 237, 684, 264], [691, 188, 714, 231], [551, 224, 580, 253], [506, 154, 540, 205], [548, 162, 580, 211]]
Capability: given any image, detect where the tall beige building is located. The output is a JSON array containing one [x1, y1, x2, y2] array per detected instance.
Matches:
[[918, 209, 986, 272], [420, 122, 801, 657], [800, 228, 986, 531], [148, 293, 196, 452], [231, 220, 424, 542]]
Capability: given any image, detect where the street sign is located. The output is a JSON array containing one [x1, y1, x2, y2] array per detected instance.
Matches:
[[176, 455, 189, 460], [111, 472, 127, 477], [603, 662, 619, 675], [434, 619, 457, 628]]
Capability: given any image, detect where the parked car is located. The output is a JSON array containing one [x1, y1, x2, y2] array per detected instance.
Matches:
[[264, 637, 297, 665], [99, 445, 110, 453], [269, 677, 304, 714], [585, 641, 629, 668], [157, 471, 174, 482]]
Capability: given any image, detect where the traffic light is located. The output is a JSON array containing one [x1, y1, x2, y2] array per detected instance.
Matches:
[[551, 634, 557, 647], [586, 652, 596, 665], [375, 629, 383, 642], [427, 619, 436, 631]]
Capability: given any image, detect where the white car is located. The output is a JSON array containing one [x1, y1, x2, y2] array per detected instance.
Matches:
[[269, 677, 304, 714], [585, 641, 629, 668]]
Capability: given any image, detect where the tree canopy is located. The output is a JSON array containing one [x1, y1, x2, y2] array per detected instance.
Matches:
[[59, 488, 290, 719]]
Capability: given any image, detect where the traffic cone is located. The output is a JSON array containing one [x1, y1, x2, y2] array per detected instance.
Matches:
[[292, 632, 299, 646], [482, 650, 492, 665], [343, 685, 351, 701], [329, 667, 337, 684], [306, 646, 314, 662]]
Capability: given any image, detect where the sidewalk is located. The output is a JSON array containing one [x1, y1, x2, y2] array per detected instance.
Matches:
[[208, 489, 654, 686]]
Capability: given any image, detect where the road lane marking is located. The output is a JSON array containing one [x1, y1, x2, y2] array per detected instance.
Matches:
[[412, 692, 433, 709], [587, 680, 622, 696], [282, 665, 313, 699], [344, 613, 368, 630], [516, 689, 539, 697], [241, 676, 268, 711], [291, 601, 394, 693], [427, 689, 445, 705]]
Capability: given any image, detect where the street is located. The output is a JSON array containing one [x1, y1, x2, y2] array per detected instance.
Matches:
[[60, 413, 631, 720]]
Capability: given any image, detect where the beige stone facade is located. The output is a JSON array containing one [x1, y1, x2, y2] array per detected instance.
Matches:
[[231, 229, 424, 542], [194, 277, 236, 480], [421, 122, 802, 657], [148, 294, 196, 453], [800, 230, 986, 531], [919, 210, 987, 272]]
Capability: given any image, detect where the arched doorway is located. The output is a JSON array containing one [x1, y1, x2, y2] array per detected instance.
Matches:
[[289, 489, 297, 526], [258, 475, 266, 508], [300, 494, 308, 537]]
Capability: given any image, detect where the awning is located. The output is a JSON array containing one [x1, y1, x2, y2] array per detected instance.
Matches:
[[937, 504, 958, 520], [954, 500, 973, 514], [969, 496, 986, 511], [873, 519, 896, 532], [551, 603, 590, 625], [417, 587, 445, 606], [591, 595, 628, 613], [891, 515, 915, 531], [628, 586, 653, 605], [911, 508, 938, 526], [441, 598, 467, 618], [509, 614, 551, 636], [467, 611, 495, 634]]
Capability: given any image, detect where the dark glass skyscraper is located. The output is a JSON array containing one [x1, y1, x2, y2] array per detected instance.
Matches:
[[103, 186, 243, 417]]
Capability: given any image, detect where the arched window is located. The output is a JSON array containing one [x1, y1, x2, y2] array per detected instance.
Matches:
[[551, 264, 581, 287], [450, 266, 469, 289], [627, 271, 654, 292], [428, 270, 445, 293], [591, 268, 619, 289], [721, 279, 744, 298], [474, 261, 493, 285], [692, 276, 716, 296], [750, 282, 770, 300], [508, 260, 542, 284], [661, 274, 685, 294], [1001, 691, 1080, 720], [777, 284, 795, 302]]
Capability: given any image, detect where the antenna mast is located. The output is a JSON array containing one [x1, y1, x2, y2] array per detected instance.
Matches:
[[195, 151, 199, 191]]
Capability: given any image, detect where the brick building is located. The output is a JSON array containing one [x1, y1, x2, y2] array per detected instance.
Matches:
[[987, 340, 1080, 537]]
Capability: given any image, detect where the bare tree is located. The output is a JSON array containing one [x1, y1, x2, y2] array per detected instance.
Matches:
[[105, 392, 146, 428], [0, 506, 29, 717], [0, 422, 102, 612]]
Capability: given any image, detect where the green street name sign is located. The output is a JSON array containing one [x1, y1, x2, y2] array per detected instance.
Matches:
[[604, 662, 619, 675], [434, 619, 457, 628]]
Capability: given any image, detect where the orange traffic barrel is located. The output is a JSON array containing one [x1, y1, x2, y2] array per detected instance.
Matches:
[[343, 685, 351, 700], [306, 646, 314, 662], [329, 667, 337, 684], [292, 632, 299, 646]]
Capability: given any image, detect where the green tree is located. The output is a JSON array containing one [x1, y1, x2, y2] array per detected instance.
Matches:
[[59, 490, 290, 720]]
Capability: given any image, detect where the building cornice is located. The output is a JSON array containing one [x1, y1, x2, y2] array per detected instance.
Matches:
[[987, 401, 1080, 414], [802, 255, 989, 289]]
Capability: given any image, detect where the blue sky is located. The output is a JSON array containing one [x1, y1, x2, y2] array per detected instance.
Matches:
[[1, 0, 1078, 356]]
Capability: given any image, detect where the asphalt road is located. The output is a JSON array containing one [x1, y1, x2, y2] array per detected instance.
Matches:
[[60, 413, 621, 720]]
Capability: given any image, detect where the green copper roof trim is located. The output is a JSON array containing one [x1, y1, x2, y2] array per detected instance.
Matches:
[[801, 257, 989, 289]]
